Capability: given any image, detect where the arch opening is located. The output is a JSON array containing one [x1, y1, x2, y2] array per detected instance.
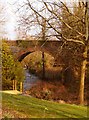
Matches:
[[20, 51, 63, 80]]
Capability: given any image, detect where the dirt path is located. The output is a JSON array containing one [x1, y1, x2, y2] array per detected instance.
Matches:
[[0, 90, 21, 95]]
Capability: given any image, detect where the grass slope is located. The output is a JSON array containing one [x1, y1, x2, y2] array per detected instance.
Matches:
[[2, 92, 88, 119]]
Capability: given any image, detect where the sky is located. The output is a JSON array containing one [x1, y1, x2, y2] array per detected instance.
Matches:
[[0, 0, 82, 40], [5, 1, 17, 40], [0, 0, 19, 40]]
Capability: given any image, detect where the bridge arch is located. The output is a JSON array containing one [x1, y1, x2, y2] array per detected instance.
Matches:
[[14, 40, 63, 65], [17, 48, 56, 62]]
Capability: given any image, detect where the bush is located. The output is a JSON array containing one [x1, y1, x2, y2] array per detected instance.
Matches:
[[2, 40, 25, 90]]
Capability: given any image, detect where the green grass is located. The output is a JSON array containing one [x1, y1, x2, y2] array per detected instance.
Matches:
[[2, 92, 88, 119]]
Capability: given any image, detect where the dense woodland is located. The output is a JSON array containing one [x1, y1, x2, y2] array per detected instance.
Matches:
[[0, 0, 89, 106]]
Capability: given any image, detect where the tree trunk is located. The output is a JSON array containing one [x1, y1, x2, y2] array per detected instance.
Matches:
[[42, 51, 45, 79], [79, 46, 87, 105], [79, 1, 89, 105], [12, 80, 15, 90], [20, 82, 23, 93], [14, 80, 17, 90]]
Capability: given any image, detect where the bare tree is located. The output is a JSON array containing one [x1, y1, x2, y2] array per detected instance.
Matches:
[[18, 0, 89, 105]]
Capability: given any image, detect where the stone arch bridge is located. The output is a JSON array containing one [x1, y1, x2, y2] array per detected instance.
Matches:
[[9, 40, 63, 64]]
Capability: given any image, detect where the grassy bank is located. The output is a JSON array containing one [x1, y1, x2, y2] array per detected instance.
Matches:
[[2, 92, 88, 119]]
